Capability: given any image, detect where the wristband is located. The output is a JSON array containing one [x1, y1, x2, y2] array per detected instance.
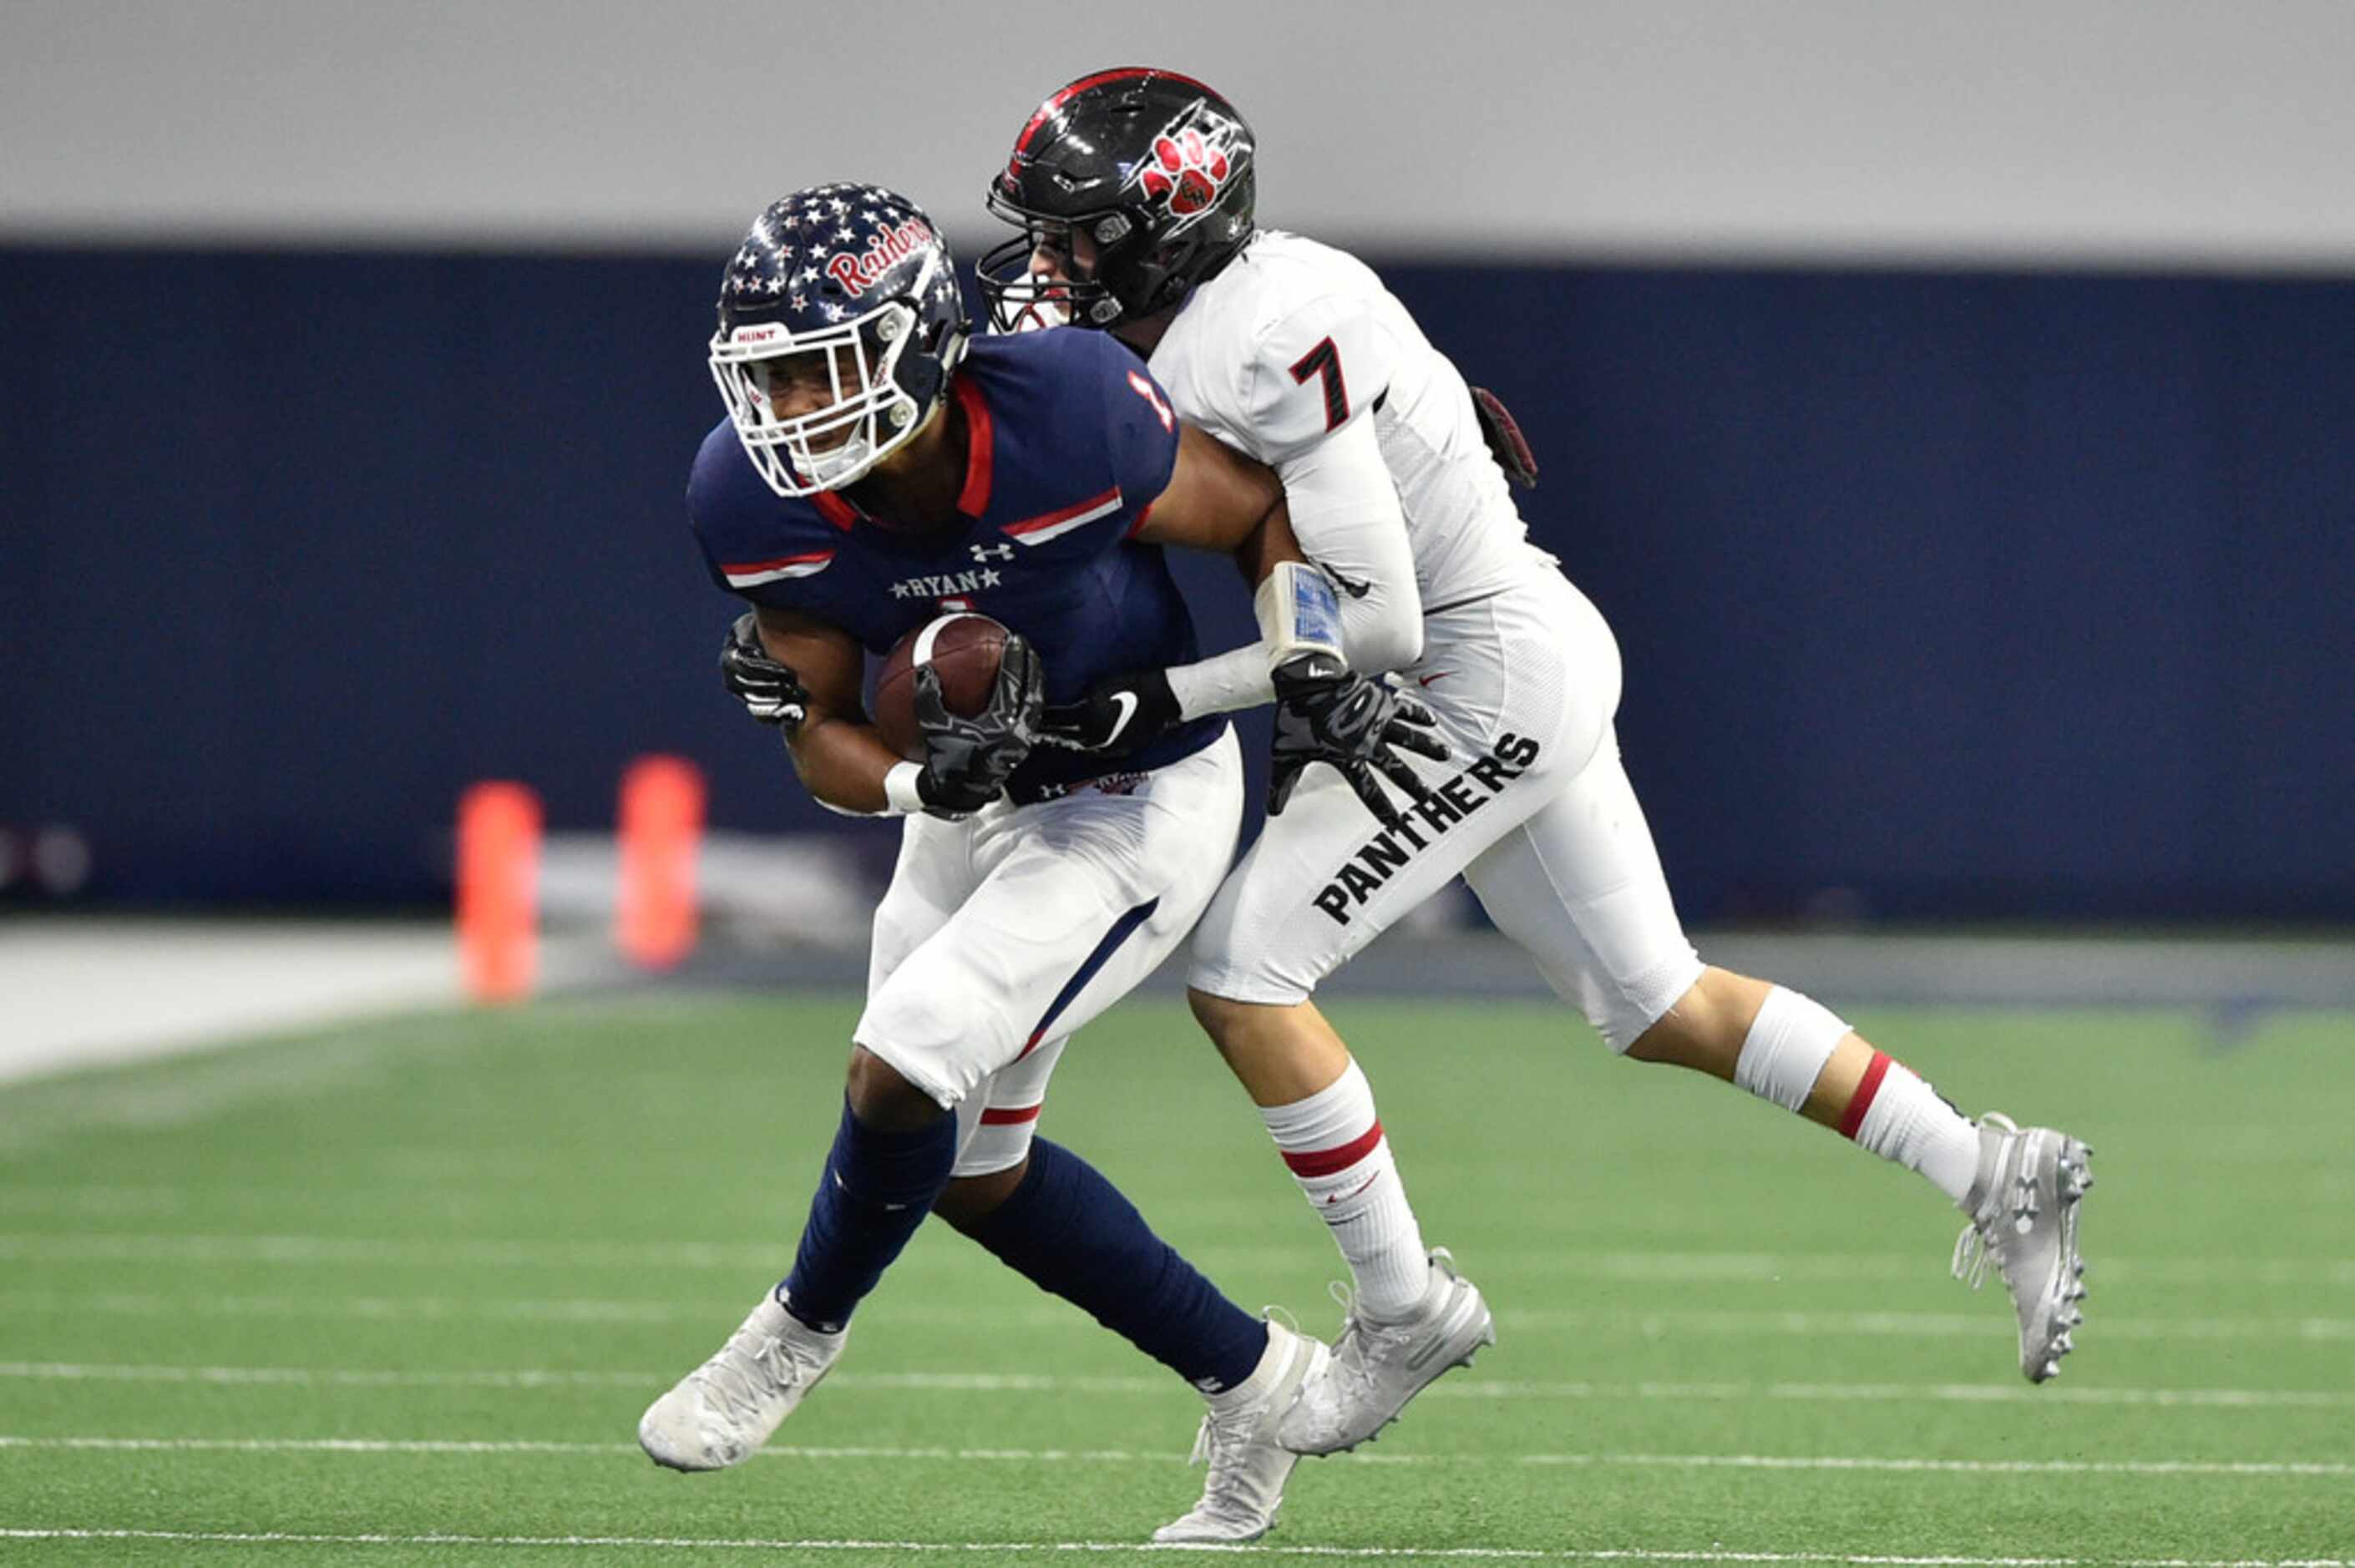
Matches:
[[882, 761, 929, 817], [1254, 562, 1345, 670]]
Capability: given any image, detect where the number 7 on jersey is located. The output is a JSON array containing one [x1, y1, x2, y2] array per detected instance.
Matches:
[[1289, 336, 1350, 432]]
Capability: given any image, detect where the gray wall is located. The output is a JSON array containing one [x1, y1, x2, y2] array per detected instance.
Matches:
[[6, 0, 2353, 266]]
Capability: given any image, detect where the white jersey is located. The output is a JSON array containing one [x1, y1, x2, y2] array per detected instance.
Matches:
[[1147, 230, 1555, 614]]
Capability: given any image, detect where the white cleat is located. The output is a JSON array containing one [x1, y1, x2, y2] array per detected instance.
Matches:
[[1278, 1247, 1494, 1457], [1952, 1113, 2094, 1383], [1152, 1319, 1329, 1544], [638, 1290, 845, 1471]]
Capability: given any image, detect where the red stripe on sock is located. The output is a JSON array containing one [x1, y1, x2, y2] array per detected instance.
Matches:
[[1838, 1051, 1893, 1141], [979, 1104, 1042, 1126], [1280, 1121, 1384, 1179]]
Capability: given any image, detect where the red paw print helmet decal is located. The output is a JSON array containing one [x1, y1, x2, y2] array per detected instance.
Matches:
[[1141, 128, 1231, 217], [1128, 104, 1248, 227]]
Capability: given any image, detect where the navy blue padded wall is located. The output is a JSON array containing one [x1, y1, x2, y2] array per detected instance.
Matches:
[[3, 246, 2348, 915]]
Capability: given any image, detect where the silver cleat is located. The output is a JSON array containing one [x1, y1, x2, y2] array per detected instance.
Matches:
[[638, 1290, 845, 1470], [1278, 1247, 1495, 1456], [1154, 1318, 1329, 1544], [1952, 1113, 2094, 1383]]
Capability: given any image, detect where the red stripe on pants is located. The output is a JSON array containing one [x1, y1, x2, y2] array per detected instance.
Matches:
[[980, 1104, 1042, 1126]]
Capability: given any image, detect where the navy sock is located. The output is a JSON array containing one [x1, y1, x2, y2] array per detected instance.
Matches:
[[961, 1138, 1268, 1393], [781, 1097, 956, 1333]]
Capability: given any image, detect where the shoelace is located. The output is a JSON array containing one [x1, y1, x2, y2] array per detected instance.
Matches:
[[1318, 1280, 1421, 1414], [1179, 1397, 1272, 1525], [1950, 1115, 2031, 1292], [1179, 1316, 1301, 1521], [693, 1332, 803, 1427], [1951, 1222, 1995, 1291]]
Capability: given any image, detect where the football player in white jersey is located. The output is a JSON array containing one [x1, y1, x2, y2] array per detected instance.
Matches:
[[975, 68, 2098, 1456]]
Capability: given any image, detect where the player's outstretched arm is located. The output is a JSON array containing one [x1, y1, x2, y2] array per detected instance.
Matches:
[[1040, 424, 1290, 750], [1042, 425, 1446, 827]]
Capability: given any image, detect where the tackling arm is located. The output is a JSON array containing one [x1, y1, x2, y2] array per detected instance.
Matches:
[[1129, 425, 1342, 720], [1047, 423, 1443, 832], [1274, 412, 1423, 673]]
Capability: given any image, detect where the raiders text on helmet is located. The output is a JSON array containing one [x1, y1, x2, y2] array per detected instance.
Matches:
[[710, 183, 970, 498], [980, 68, 1256, 332]]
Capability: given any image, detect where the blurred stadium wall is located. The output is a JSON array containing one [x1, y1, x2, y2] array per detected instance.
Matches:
[[3, 1, 2350, 921]]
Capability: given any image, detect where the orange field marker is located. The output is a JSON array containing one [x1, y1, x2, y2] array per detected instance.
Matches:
[[455, 781, 542, 1004], [616, 754, 705, 969]]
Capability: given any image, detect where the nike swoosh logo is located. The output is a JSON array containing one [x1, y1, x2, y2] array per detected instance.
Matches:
[[1416, 671, 1455, 687], [1100, 690, 1139, 746], [1308, 555, 1374, 599]]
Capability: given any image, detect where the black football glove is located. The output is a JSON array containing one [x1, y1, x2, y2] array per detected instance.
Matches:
[[720, 611, 810, 730], [1470, 386, 1539, 488], [912, 631, 1046, 817], [1036, 667, 1182, 755], [1269, 653, 1450, 832]]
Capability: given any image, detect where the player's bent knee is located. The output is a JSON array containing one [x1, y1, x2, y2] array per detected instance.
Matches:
[[1186, 985, 1253, 1043], [845, 1045, 952, 1130], [1623, 969, 1765, 1071], [1188, 987, 1307, 1063], [1581, 952, 1715, 1058], [932, 1159, 1031, 1234]]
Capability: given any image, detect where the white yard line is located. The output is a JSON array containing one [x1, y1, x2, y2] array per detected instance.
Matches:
[[3, 1232, 2349, 1288], [0, 1529, 2342, 1565], [3, 1360, 2350, 1411], [8, 1289, 2352, 1342], [0, 1435, 2346, 1479]]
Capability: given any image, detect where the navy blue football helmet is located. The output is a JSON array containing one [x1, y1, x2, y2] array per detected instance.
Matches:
[[711, 183, 970, 496], [979, 68, 1257, 331]]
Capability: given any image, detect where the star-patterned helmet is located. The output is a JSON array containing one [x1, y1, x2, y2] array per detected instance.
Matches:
[[979, 68, 1256, 332], [709, 184, 970, 497]]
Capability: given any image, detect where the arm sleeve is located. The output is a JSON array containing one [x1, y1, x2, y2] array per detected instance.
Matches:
[[1275, 415, 1422, 673], [1241, 300, 1423, 672]]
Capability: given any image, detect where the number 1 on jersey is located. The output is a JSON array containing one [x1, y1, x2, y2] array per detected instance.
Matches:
[[1289, 336, 1350, 431]]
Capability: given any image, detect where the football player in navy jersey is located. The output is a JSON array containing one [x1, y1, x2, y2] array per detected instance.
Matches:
[[639, 184, 1436, 1545]]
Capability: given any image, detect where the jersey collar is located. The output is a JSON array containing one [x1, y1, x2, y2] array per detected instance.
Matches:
[[805, 382, 993, 532], [809, 489, 859, 532]]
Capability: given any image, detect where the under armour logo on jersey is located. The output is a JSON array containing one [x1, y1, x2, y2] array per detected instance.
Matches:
[[970, 542, 1015, 564]]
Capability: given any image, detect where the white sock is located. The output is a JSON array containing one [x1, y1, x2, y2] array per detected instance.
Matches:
[[1203, 1321, 1289, 1414], [1845, 1053, 1982, 1204], [1260, 1060, 1431, 1322]]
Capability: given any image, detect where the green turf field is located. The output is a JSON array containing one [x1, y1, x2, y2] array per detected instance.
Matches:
[[1, 991, 2349, 1564]]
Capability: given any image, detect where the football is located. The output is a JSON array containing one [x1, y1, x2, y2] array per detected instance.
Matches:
[[873, 612, 1010, 761]]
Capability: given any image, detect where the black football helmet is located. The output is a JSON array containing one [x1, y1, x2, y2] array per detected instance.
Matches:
[[979, 68, 1256, 331], [710, 183, 970, 497]]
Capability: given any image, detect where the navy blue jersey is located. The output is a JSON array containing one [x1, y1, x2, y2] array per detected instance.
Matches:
[[688, 328, 1222, 797]]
